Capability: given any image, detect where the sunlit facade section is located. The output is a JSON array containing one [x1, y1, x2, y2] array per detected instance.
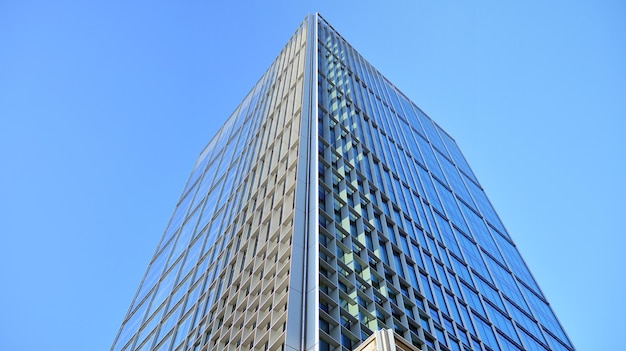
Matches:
[[111, 17, 310, 351]]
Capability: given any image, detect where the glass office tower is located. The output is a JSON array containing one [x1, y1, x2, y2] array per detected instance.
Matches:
[[111, 14, 574, 351]]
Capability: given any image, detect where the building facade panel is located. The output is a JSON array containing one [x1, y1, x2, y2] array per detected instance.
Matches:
[[112, 17, 309, 351], [314, 15, 573, 351]]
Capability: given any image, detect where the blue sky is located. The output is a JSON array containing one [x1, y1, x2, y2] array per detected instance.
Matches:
[[1, 1, 624, 350]]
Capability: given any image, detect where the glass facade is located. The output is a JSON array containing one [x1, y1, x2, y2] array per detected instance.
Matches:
[[111, 14, 574, 351], [314, 16, 573, 351]]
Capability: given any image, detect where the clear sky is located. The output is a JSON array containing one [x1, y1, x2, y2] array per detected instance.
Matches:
[[1, 1, 623, 350]]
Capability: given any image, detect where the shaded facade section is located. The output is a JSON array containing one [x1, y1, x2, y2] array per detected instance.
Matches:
[[315, 15, 573, 351]]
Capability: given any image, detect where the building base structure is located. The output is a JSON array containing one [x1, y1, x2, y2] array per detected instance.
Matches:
[[354, 330, 420, 351]]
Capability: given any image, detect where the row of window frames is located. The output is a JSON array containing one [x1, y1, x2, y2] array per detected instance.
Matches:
[[317, 28, 411, 124], [126, 208, 294, 349], [154, 142, 279, 272], [320, 187, 434, 257], [319, 211, 502, 320], [318, 137, 485, 257], [199, 314, 287, 351], [317, 35, 456, 169], [157, 174, 278, 290], [161, 162, 301, 305], [319, 166, 523, 308], [318, 224, 521, 350], [318, 251, 475, 350], [319, 196, 464, 294], [182, 64, 305, 214], [319, 281, 422, 336], [319, 221, 454, 307], [319, 255, 459, 338], [320, 142, 486, 256], [320, 154, 540, 346], [179, 181, 300, 315], [319, 137, 426, 219], [318, 221, 480, 348], [318, 166, 423, 239], [376, 235, 532, 348], [320, 93, 452, 194], [117, 260, 221, 351], [317, 303, 384, 350], [202, 27, 307, 160], [320, 115, 504, 258], [319, 101, 479, 206], [186, 252, 293, 350], [316, 35, 488, 351], [318, 88, 505, 245], [122, 246, 274, 351], [318, 124, 408, 198], [182, 72, 292, 202], [318, 296, 466, 351], [318, 39, 425, 150], [317, 134, 500, 261], [317, 56, 478, 190]]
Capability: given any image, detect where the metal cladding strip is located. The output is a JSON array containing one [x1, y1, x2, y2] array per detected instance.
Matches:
[[304, 12, 320, 351], [284, 13, 317, 351]]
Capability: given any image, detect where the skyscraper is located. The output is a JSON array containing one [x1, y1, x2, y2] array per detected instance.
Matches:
[[111, 13, 574, 351]]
